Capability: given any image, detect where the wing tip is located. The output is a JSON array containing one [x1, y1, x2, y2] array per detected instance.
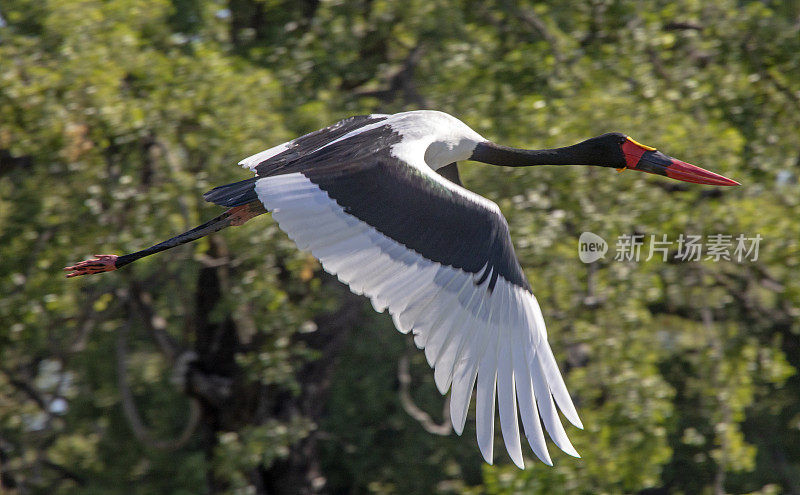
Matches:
[[450, 399, 467, 437], [434, 374, 451, 395], [558, 399, 584, 430], [480, 446, 494, 465], [369, 297, 387, 313], [557, 437, 581, 458], [525, 434, 553, 466], [391, 312, 412, 334]]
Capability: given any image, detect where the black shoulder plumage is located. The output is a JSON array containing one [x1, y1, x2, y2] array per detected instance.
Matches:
[[204, 115, 388, 207]]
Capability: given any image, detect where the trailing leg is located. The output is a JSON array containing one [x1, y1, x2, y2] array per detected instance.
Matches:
[[64, 202, 267, 278]]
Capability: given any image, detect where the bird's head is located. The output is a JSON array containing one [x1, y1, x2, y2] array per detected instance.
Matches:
[[585, 132, 740, 186]]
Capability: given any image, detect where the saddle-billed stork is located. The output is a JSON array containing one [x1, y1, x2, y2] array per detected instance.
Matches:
[[65, 110, 738, 467]]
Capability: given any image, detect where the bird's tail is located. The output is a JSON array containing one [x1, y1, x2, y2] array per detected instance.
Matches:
[[203, 177, 259, 207]]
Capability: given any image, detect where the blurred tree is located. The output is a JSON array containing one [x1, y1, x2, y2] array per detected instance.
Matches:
[[0, 0, 798, 493]]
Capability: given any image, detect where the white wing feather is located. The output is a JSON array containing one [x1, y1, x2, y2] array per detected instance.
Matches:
[[256, 172, 582, 467]]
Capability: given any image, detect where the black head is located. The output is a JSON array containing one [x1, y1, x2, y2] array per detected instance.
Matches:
[[572, 132, 629, 168], [577, 132, 739, 185]]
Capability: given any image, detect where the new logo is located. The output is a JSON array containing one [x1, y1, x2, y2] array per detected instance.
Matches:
[[578, 232, 607, 263]]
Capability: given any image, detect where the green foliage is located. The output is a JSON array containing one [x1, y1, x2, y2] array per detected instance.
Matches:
[[1, 0, 799, 493]]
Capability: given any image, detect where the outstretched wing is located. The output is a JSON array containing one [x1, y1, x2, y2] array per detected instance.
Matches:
[[246, 122, 582, 467], [239, 114, 390, 172]]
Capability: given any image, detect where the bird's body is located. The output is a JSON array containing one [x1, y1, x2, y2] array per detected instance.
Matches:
[[66, 110, 739, 468]]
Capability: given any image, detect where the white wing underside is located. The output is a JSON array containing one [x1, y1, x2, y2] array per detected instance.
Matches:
[[256, 172, 582, 468]]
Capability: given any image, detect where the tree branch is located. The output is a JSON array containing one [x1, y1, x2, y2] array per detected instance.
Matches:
[[116, 313, 200, 451], [0, 366, 49, 411], [397, 353, 452, 436], [125, 282, 181, 363], [352, 43, 429, 107], [663, 21, 704, 31], [508, 2, 566, 70]]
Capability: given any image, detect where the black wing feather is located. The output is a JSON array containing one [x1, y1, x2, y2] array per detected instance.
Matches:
[[205, 115, 387, 207], [253, 114, 389, 177], [208, 117, 530, 292], [295, 127, 531, 291]]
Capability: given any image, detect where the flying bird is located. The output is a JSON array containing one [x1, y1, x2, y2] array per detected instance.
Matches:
[[65, 110, 739, 467]]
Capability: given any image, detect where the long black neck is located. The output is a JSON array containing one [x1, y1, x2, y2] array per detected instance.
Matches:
[[470, 141, 604, 167]]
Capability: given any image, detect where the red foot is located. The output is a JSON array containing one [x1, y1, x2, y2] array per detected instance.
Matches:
[[63, 254, 119, 278]]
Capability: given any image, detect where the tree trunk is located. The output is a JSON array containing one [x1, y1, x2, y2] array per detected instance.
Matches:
[[187, 238, 364, 494]]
